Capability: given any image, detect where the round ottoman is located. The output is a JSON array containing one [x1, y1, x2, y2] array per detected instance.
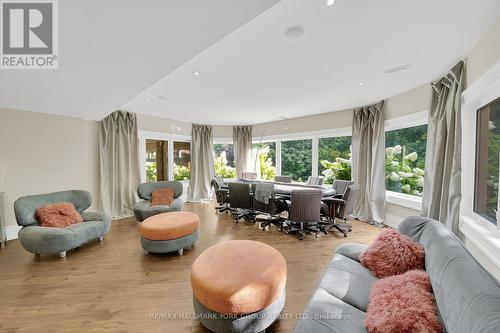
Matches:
[[140, 212, 199, 256], [191, 240, 287, 333]]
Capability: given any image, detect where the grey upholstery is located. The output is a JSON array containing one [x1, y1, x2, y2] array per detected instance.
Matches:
[[193, 290, 286, 333], [294, 216, 500, 333], [338, 184, 359, 219], [332, 180, 354, 197], [133, 181, 184, 222], [307, 176, 324, 186], [14, 190, 110, 255], [275, 175, 292, 183], [398, 216, 500, 333], [141, 230, 198, 255]]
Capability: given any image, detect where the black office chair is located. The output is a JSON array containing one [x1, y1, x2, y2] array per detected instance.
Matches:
[[284, 190, 323, 240], [211, 176, 233, 215], [253, 183, 288, 231], [228, 182, 257, 222], [320, 184, 359, 237]]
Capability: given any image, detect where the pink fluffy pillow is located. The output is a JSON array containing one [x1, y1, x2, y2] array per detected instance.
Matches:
[[35, 202, 83, 228], [365, 270, 442, 333], [360, 229, 424, 278]]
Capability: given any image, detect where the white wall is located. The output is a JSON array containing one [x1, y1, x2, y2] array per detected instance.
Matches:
[[0, 108, 99, 238]]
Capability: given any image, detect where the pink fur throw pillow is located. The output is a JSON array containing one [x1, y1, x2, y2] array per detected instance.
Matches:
[[35, 202, 83, 228], [365, 270, 442, 333], [360, 228, 424, 278]]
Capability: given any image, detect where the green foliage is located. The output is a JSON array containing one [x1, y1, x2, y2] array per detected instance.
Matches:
[[173, 163, 190, 181], [214, 144, 235, 167], [385, 145, 424, 196], [281, 139, 312, 182], [385, 125, 427, 169], [257, 144, 276, 180], [318, 136, 352, 174], [214, 151, 237, 178], [320, 158, 352, 184], [146, 162, 157, 182]]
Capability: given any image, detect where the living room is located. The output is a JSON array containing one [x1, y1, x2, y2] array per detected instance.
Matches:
[[1, 1, 500, 332]]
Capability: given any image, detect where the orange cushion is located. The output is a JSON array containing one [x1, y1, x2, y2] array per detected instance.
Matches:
[[150, 188, 175, 206], [140, 212, 199, 240], [191, 240, 287, 314], [35, 202, 83, 228]]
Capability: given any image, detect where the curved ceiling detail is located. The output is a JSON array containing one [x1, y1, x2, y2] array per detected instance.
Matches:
[[124, 0, 500, 125]]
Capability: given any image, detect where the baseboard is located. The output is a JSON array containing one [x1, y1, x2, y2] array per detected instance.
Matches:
[[6, 225, 21, 241], [384, 213, 403, 229]]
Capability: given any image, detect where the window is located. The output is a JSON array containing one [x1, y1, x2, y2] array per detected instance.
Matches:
[[214, 143, 236, 178], [475, 98, 500, 224], [145, 139, 168, 182], [318, 136, 352, 184], [253, 142, 276, 180], [281, 139, 312, 182], [173, 141, 191, 181], [385, 125, 427, 197]]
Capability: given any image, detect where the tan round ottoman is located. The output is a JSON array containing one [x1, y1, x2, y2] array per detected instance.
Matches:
[[191, 240, 287, 332], [140, 212, 199, 256]]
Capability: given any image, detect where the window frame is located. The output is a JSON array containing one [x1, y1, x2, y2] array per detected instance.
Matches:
[[138, 130, 191, 184]]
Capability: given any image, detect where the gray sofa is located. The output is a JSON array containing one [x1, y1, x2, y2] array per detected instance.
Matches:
[[293, 216, 500, 333], [133, 181, 184, 222], [14, 190, 110, 257]]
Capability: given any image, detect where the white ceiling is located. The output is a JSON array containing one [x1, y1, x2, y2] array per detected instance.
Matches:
[[1, 1, 500, 125], [0, 0, 281, 120], [124, 0, 500, 125]]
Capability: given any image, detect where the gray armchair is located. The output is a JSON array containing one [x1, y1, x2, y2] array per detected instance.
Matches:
[[332, 179, 354, 198], [14, 190, 110, 257], [133, 181, 184, 222]]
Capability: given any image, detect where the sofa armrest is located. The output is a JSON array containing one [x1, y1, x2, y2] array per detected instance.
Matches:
[[335, 243, 368, 262], [81, 210, 111, 224]]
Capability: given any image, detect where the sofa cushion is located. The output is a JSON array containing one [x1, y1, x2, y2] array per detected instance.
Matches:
[[293, 288, 367, 333], [151, 188, 175, 206], [66, 221, 108, 248], [319, 254, 377, 312], [365, 270, 442, 333], [35, 202, 83, 228], [360, 228, 424, 278], [398, 216, 500, 333]]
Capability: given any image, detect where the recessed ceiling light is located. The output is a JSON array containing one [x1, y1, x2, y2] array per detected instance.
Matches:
[[193, 71, 200, 76], [326, 0, 336, 6], [144, 98, 151, 103], [359, 82, 364, 86], [285, 26, 305, 40]]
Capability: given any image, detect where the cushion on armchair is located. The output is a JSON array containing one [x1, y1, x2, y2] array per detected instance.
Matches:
[[35, 202, 83, 228], [151, 188, 175, 206]]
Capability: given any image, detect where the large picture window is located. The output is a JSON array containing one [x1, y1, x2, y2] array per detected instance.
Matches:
[[318, 136, 352, 184], [475, 98, 500, 224], [173, 141, 191, 181], [385, 125, 427, 197], [214, 143, 236, 178], [281, 139, 312, 182]]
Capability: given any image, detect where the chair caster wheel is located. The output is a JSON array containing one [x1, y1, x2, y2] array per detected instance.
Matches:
[[343, 233, 348, 238]]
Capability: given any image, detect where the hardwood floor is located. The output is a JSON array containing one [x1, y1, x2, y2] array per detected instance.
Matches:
[[0, 201, 380, 333]]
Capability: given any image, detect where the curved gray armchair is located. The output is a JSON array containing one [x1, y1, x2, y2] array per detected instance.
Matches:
[[14, 190, 111, 257], [133, 181, 184, 222]]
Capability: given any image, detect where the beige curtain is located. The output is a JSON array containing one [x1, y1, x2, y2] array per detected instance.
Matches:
[[351, 101, 386, 225], [98, 111, 140, 218], [422, 61, 465, 235], [189, 124, 215, 201], [233, 126, 253, 178]]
